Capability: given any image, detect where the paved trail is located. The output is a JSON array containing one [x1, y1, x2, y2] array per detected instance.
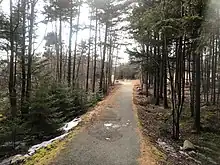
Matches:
[[52, 82, 140, 165]]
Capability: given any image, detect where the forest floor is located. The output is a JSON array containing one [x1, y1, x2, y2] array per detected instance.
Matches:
[[133, 81, 220, 165], [25, 81, 160, 165]]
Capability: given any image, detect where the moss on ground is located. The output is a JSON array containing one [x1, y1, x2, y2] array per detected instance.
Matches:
[[178, 106, 220, 164], [24, 128, 79, 165], [24, 107, 96, 165]]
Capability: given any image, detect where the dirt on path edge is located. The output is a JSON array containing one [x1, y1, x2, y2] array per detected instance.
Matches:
[[132, 80, 165, 165]]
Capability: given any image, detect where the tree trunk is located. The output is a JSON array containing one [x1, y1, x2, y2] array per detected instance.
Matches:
[[9, 0, 17, 117], [211, 34, 215, 103], [21, 0, 26, 110], [113, 47, 119, 85], [59, 11, 62, 83], [107, 37, 113, 92], [86, 11, 92, 92], [155, 33, 160, 105], [26, 0, 35, 100], [180, 36, 186, 115], [92, 8, 98, 93], [67, 0, 73, 87], [76, 47, 85, 83], [191, 44, 195, 117], [206, 41, 211, 104], [63, 50, 67, 80], [145, 42, 149, 97], [213, 35, 218, 105], [72, 3, 81, 88], [99, 20, 108, 93], [168, 59, 176, 139], [195, 51, 201, 133], [108, 51, 112, 89], [163, 35, 168, 108], [160, 52, 164, 98], [55, 22, 60, 82]]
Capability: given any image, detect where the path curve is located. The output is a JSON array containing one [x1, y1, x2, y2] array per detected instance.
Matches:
[[52, 82, 140, 165]]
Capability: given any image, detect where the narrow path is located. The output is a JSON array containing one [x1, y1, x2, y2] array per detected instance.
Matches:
[[52, 82, 140, 165]]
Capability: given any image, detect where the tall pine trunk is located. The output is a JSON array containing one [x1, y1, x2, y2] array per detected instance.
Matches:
[[21, 0, 26, 110], [9, 0, 17, 117], [86, 11, 92, 92], [67, 1, 73, 86], [155, 33, 160, 105], [92, 8, 98, 93], [99, 21, 108, 93], [72, 3, 80, 88], [211, 34, 215, 103], [194, 3, 203, 133], [59, 11, 62, 83], [163, 35, 168, 108], [26, 1, 35, 100]]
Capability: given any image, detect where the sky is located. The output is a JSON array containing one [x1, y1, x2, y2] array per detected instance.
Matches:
[[0, 0, 131, 63]]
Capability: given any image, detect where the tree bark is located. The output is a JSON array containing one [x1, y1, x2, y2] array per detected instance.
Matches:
[[92, 8, 98, 93], [99, 20, 108, 93], [76, 47, 85, 82], [211, 34, 215, 103], [26, 0, 35, 100], [163, 35, 168, 108], [72, 2, 81, 88], [9, 0, 17, 117], [155, 33, 160, 105], [195, 51, 201, 133], [21, 0, 26, 110], [86, 10, 92, 92], [59, 11, 62, 83], [67, 0, 73, 87], [191, 44, 195, 117]]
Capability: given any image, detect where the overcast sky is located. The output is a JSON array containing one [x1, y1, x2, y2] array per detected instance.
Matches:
[[0, 0, 131, 63]]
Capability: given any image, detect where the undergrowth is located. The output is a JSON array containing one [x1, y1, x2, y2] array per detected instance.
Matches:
[[0, 83, 103, 160]]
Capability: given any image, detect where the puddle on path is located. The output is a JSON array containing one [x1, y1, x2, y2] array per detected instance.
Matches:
[[88, 121, 123, 142], [88, 104, 132, 142], [88, 120, 131, 142]]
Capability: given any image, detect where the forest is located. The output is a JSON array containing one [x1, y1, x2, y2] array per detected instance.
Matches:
[[1, 0, 220, 164], [130, 0, 220, 164], [0, 0, 133, 162]]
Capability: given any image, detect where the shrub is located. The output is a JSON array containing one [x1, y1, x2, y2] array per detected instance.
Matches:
[[23, 83, 93, 141], [0, 82, 104, 159]]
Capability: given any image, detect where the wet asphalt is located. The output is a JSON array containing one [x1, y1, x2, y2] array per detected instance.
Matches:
[[51, 83, 140, 165]]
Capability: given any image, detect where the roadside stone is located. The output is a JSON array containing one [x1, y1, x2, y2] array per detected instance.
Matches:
[[182, 140, 195, 151]]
